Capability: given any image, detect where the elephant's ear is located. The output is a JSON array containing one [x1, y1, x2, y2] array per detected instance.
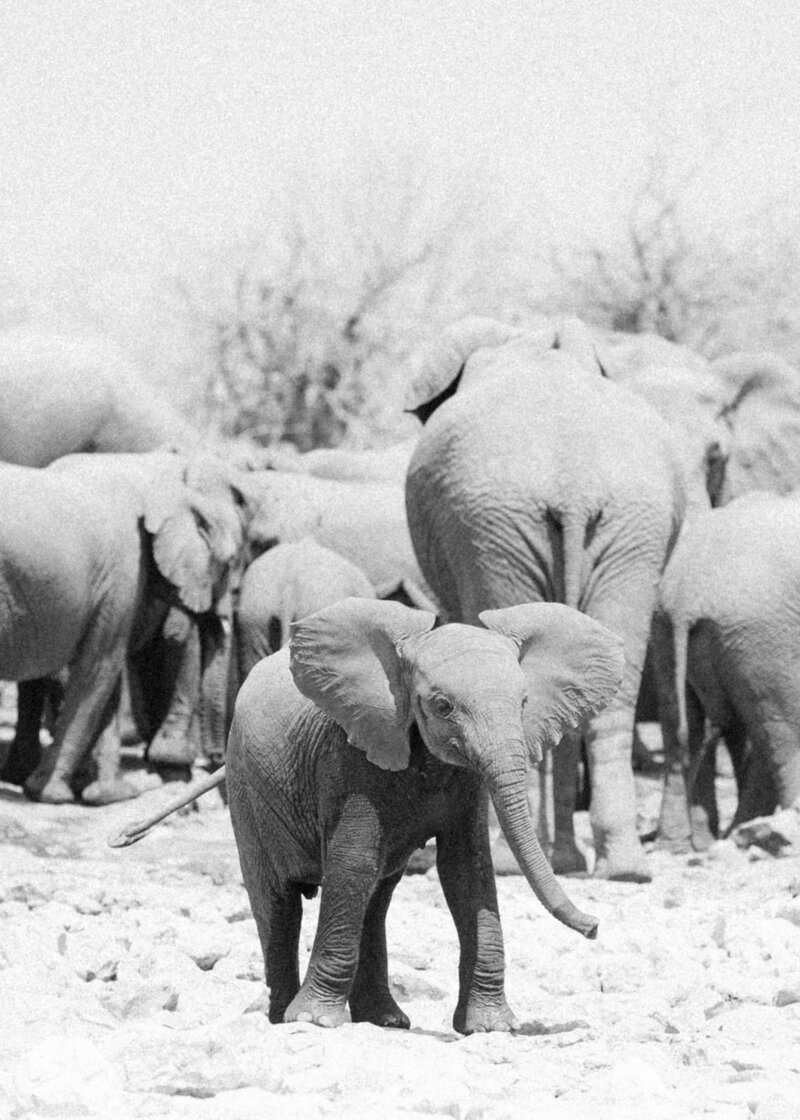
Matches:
[[144, 465, 238, 615], [480, 603, 625, 763], [289, 598, 437, 770], [147, 505, 217, 614], [405, 317, 522, 422]]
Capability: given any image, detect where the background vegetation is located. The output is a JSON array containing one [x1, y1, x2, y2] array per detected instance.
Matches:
[[6, 140, 800, 453]]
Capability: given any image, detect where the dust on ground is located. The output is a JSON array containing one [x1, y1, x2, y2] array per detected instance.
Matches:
[[0, 739, 799, 1120]]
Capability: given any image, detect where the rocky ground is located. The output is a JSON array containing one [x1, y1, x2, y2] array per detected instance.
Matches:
[[1, 739, 799, 1120]]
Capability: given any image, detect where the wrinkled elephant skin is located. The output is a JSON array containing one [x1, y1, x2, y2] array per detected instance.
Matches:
[[0, 452, 249, 804], [654, 492, 800, 850], [226, 598, 623, 1032], [405, 320, 686, 882]]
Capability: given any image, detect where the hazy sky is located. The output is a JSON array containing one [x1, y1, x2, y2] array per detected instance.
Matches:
[[2, 0, 799, 315]]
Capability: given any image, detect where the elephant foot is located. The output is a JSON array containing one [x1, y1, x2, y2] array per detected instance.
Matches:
[[1, 752, 41, 788], [454, 997, 520, 1036], [689, 809, 717, 852], [149, 763, 192, 785], [24, 774, 75, 804], [653, 833, 692, 855], [691, 826, 716, 852], [350, 992, 410, 1029], [284, 990, 349, 1028], [80, 777, 139, 806], [148, 731, 196, 768], [593, 851, 651, 883], [0, 733, 43, 787], [550, 841, 589, 877], [350, 982, 410, 1028]]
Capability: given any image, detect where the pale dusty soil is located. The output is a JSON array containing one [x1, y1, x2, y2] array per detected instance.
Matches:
[[1, 748, 799, 1120]]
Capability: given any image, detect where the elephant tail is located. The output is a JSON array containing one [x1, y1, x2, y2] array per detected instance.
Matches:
[[560, 513, 586, 612], [107, 765, 226, 848]]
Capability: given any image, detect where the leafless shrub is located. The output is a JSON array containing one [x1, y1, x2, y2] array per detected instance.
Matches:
[[175, 163, 528, 450]]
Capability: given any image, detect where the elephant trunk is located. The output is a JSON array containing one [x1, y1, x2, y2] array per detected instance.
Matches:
[[485, 756, 598, 939], [198, 613, 234, 766]]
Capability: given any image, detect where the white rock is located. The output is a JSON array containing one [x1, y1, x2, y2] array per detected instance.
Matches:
[[605, 1055, 668, 1098], [10, 1035, 126, 1117], [120, 1016, 284, 1097], [773, 976, 800, 1006], [194, 1087, 326, 1119], [756, 1092, 800, 1120], [212, 941, 264, 982], [60, 918, 131, 981], [768, 897, 800, 929], [101, 978, 181, 1020], [34, 899, 78, 931], [175, 921, 232, 970]]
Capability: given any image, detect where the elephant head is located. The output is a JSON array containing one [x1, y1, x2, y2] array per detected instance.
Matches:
[[143, 455, 250, 614], [289, 597, 624, 936], [405, 315, 606, 424], [712, 352, 800, 503], [143, 454, 255, 760], [240, 471, 324, 558], [614, 365, 730, 512]]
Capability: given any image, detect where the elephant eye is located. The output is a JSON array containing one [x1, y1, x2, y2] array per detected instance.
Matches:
[[432, 695, 454, 718]]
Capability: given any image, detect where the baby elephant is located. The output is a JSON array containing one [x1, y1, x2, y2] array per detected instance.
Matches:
[[236, 537, 375, 678], [654, 492, 800, 849], [113, 597, 623, 1034]]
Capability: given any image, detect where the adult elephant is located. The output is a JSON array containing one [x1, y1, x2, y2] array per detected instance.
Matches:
[[235, 538, 376, 679], [710, 352, 800, 503], [604, 364, 730, 513], [0, 452, 250, 804], [244, 469, 438, 612], [612, 348, 800, 509], [0, 333, 202, 467], [653, 491, 800, 851], [405, 317, 686, 881]]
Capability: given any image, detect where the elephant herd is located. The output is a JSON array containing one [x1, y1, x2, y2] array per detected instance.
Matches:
[[0, 334, 432, 805], [3, 322, 800, 1033]]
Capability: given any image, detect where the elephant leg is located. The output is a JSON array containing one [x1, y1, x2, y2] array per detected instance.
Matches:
[[686, 692, 718, 851], [349, 871, 410, 1029], [582, 579, 654, 882], [437, 792, 518, 1035], [584, 700, 648, 881], [198, 611, 234, 767], [761, 715, 800, 810], [0, 679, 48, 786], [79, 680, 138, 805], [262, 888, 304, 1024], [24, 644, 128, 805], [284, 802, 382, 1027], [146, 609, 200, 771], [284, 865, 378, 1027], [730, 713, 797, 830], [725, 723, 751, 797], [228, 781, 304, 1023], [550, 728, 588, 875], [727, 737, 777, 832], [652, 612, 693, 851]]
